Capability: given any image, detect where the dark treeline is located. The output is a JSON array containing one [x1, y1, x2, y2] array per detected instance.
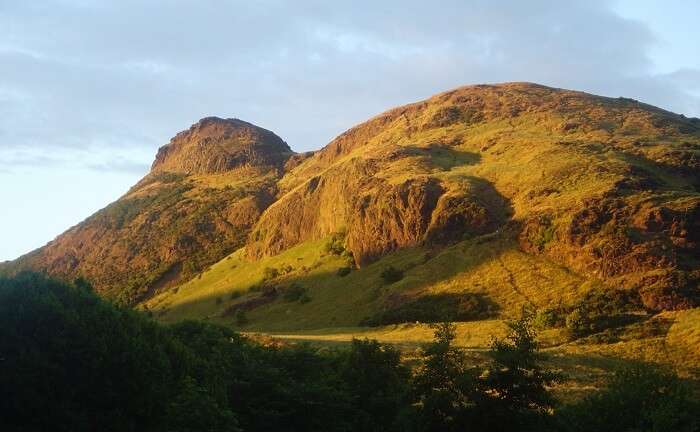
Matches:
[[1, 273, 698, 432]]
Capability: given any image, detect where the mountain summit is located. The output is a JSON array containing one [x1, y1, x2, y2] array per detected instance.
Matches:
[[5, 83, 700, 312], [151, 117, 292, 175]]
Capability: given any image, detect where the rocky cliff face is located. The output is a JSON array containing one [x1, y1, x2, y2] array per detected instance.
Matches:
[[8, 83, 700, 309]]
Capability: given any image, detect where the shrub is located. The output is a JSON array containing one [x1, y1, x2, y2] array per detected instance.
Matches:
[[235, 310, 249, 326], [363, 293, 497, 326], [534, 288, 644, 339], [337, 266, 352, 277], [262, 267, 279, 281], [340, 339, 409, 431], [410, 322, 476, 431], [564, 288, 644, 338], [557, 363, 700, 432], [380, 266, 404, 284], [283, 283, 308, 302], [324, 231, 347, 256], [533, 307, 565, 329]]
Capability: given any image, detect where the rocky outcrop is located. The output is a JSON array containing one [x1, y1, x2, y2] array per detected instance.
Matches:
[[151, 117, 293, 175], [519, 195, 700, 310], [246, 154, 507, 266]]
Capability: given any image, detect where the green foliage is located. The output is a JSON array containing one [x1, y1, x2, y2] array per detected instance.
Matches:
[[2, 273, 696, 432], [410, 322, 476, 431], [557, 363, 700, 432], [340, 339, 410, 432], [564, 288, 643, 338], [324, 232, 347, 256], [473, 312, 559, 430], [533, 307, 566, 329], [380, 265, 404, 284], [0, 272, 212, 432], [409, 315, 560, 432], [234, 310, 249, 326], [533, 288, 644, 339], [533, 222, 556, 251], [363, 293, 497, 326], [0, 273, 415, 432], [336, 266, 352, 277], [282, 283, 310, 303], [262, 266, 280, 281]]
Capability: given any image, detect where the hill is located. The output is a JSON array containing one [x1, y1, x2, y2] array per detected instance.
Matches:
[[4, 117, 293, 303], [4, 83, 700, 363]]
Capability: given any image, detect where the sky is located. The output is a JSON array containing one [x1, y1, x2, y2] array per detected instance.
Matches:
[[1, 0, 699, 261]]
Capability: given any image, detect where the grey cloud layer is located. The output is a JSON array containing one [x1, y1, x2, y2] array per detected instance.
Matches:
[[1, 0, 698, 173]]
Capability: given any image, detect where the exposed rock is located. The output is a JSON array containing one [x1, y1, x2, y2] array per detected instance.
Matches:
[[151, 117, 292, 175]]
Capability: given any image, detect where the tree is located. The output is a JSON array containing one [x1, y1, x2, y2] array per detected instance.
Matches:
[[473, 311, 558, 430], [557, 363, 700, 432], [410, 322, 476, 432], [340, 339, 410, 431]]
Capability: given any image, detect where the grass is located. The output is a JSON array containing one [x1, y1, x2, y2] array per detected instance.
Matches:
[[145, 230, 591, 330]]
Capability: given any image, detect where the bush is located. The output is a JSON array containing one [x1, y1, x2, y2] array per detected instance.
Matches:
[[235, 310, 249, 326], [557, 363, 700, 432], [409, 322, 474, 431], [262, 267, 279, 281], [380, 266, 404, 284], [532, 289, 644, 339], [337, 266, 352, 277], [324, 231, 347, 256], [564, 288, 643, 338], [363, 293, 497, 326], [283, 283, 309, 302], [533, 307, 565, 329], [0, 272, 234, 431]]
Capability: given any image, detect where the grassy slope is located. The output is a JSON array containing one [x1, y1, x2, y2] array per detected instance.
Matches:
[[146, 230, 586, 329]]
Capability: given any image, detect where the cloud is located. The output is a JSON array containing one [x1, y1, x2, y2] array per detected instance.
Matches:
[[0, 0, 698, 174], [0, 146, 150, 175]]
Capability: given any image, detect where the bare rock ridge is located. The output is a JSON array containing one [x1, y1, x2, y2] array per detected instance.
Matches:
[[151, 117, 293, 175], [4, 82, 700, 310]]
